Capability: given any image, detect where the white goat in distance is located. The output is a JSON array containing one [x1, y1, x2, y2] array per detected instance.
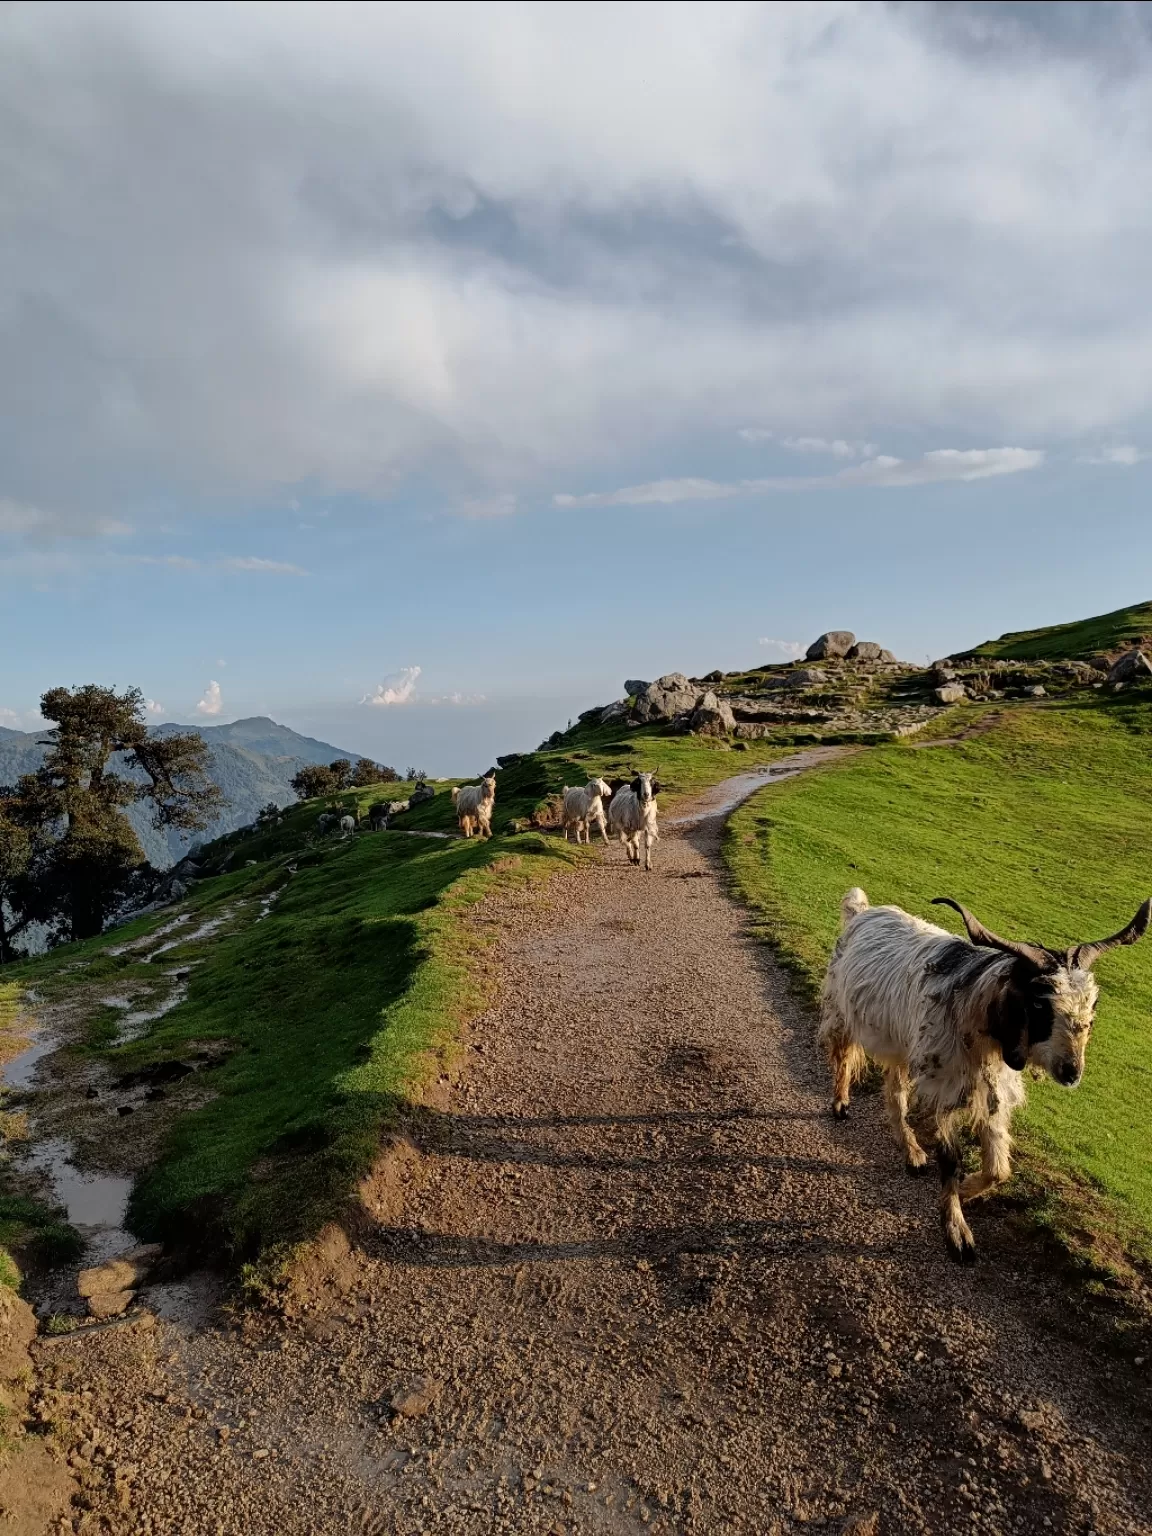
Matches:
[[452, 775, 496, 839], [819, 887, 1151, 1261], [561, 778, 613, 844], [607, 772, 661, 870]]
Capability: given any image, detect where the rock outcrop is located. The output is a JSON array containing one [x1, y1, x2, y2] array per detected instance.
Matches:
[[689, 692, 736, 736], [805, 631, 856, 660], [624, 679, 650, 698], [1108, 649, 1152, 684], [633, 674, 699, 722], [934, 683, 968, 704]]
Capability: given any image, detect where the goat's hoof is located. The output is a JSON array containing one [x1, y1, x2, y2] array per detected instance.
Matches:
[[945, 1231, 977, 1264], [832, 1102, 849, 1121], [904, 1159, 929, 1178]]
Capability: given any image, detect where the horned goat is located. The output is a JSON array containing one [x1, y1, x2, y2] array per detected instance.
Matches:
[[452, 775, 496, 839], [607, 773, 660, 870], [561, 778, 613, 844], [819, 887, 1151, 1260]]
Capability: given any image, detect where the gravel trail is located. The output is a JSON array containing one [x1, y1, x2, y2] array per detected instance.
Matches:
[[37, 764, 1152, 1535]]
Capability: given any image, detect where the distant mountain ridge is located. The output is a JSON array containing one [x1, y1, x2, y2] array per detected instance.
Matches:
[[0, 716, 365, 869]]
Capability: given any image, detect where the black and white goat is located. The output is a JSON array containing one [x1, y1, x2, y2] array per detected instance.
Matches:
[[819, 887, 1151, 1260], [607, 773, 660, 870]]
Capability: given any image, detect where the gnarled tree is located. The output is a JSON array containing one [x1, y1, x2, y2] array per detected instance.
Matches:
[[6, 686, 224, 944]]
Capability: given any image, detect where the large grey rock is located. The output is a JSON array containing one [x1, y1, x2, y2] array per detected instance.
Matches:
[[624, 679, 650, 698], [599, 701, 629, 725], [787, 669, 825, 690], [934, 683, 968, 704], [806, 631, 856, 660], [846, 641, 884, 662], [1088, 653, 1112, 674], [878, 649, 898, 664], [689, 691, 736, 737], [1108, 649, 1152, 684], [633, 674, 700, 722]]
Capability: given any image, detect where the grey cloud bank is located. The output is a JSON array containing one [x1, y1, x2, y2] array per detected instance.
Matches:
[[3, 2, 1152, 532]]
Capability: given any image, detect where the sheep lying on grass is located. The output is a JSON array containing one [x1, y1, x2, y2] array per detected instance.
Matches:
[[452, 775, 496, 839], [607, 773, 660, 871], [819, 886, 1151, 1260], [562, 779, 613, 844]]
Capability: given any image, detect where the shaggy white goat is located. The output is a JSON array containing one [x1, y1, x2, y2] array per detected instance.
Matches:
[[339, 814, 356, 838], [819, 887, 1151, 1260], [561, 778, 613, 844], [452, 775, 496, 839], [607, 773, 660, 870]]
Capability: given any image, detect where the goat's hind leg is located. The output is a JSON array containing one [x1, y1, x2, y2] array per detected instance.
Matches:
[[883, 1064, 928, 1174], [931, 1110, 977, 1263], [820, 1001, 864, 1121]]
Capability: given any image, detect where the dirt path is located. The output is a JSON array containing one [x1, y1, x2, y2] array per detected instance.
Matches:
[[35, 763, 1152, 1535]]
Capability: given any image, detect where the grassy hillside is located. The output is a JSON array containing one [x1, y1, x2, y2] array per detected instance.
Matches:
[[726, 696, 1152, 1261], [2, 729, 789, 1280], [966, 598, 1152, 661]]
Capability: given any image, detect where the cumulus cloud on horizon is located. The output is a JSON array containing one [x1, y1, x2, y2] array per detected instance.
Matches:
[[195, 680, 223, 717], [361, 666, 422, 707], [554, 448, 1045, 508], [739, 431, 878, 459], [1076, 444, 1147, 465], [3, 3, 1152, 532]]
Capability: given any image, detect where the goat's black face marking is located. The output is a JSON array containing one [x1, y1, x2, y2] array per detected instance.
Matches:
[[630, 776, 642, 799]]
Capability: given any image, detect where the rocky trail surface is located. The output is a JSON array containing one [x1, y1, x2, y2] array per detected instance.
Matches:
[[30, 760, 1152, 1535]]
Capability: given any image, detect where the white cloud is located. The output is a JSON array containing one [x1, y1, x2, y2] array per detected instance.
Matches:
[[195, 680, 223, 717], [0, 706, 48, 732], [0, 707, 21, 728], [221, 556, 308, 574], [361, 666, 421, 707], [4, 6, 1152, 529], [144, 699, 165, 715], [427, 691, 488, 705], [758, 638, 804, 658], [555, 448, 1044, 506], [0, 498, 131, 539], [456, 494, 517, 520], [740, 431, 878, 458], [1076, 444, 1147, 466]]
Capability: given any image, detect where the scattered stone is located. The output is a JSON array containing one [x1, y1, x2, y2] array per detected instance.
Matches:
[[805, 631, 856, 660], [389, 1376, 443, 1419], [1022, 685, 1047, 697], [86, 1290, 135, 1320], [934, 683, 968, 704], [78, 1245, 163, 1300]]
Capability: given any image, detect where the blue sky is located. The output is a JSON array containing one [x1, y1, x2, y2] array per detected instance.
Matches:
[[4, 2, 1152, 772]]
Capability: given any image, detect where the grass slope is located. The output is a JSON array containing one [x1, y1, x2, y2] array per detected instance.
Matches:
[[966, 598, 1152, 661], [4, 730, 789, 1275], [725, 696, 1152, 1260]]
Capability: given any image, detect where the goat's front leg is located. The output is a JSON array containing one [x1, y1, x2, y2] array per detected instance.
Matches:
[[932, 1110, 976, 1263], [642, 828, 653, 871], [883, 1064, 928, 1173], [597, 813, 610, 845], [961, 1095, 1013, 1202]]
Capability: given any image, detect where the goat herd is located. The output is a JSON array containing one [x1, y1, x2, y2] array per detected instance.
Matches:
[[344, 768, 1150, 1262]]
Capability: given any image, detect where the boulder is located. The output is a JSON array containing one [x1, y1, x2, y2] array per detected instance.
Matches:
[[846, 641, 884, 662], [633, 674, 700, 722], [703, 669, 725, 683], [599, 701, 629, 725], [689, 692, 736, 736], [1022, 685, 1047, 698], [1087, 653, 1112, 674], [934, 683, 967, 704], [931, 665, 958, 685], [495, 752, 522, 768], [805, 631, 856, 660], [787, 669, 825, 690], [624, 679, 650, 698], [1108, 649, 1152, 684]]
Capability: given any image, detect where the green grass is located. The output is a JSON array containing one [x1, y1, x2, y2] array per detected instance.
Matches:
[[966, 597, 1152, 661], [725, 695, 1152, 1263]]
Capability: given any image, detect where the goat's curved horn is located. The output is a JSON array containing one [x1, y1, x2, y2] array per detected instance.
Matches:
[[931, 897, 1051, 966], [1069, 898, 1152, 970]]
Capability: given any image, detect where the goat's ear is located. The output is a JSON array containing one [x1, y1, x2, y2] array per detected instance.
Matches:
[[1070, 897, 1152, 969]]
